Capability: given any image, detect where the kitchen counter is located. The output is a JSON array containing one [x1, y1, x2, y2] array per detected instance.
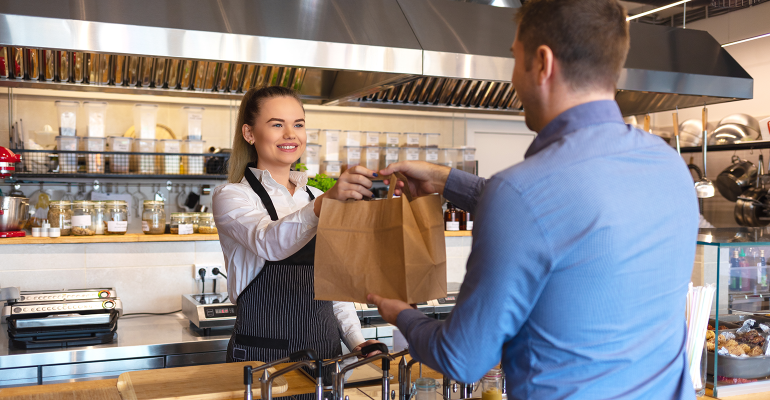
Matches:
[[0, 313, 230, 386], [0, 233, 220, 245]]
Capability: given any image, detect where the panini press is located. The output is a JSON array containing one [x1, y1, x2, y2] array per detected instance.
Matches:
[[2, 288, 122, 349]]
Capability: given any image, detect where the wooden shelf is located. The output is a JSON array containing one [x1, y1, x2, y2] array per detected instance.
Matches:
[[0, 233, 220, 245], [445, 230, 472, 237]]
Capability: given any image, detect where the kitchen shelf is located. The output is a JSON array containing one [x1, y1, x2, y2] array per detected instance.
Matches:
[[681, 141, 770, 153], [9, 173, 226, 180], [0, 233, 219, 245], [445, 231, 472, 237]]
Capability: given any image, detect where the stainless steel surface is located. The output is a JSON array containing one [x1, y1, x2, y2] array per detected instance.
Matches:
[[679, 119, 705, 147], [181, 293, 235, 329], [707, 346, 770, 379], [0, 195, 26, 231], [4, 298, 123, 317], [165, 351, 226, 367], [696, 108, 716, 199], [16, 288, 115, 303], [0, 313, 230, 370], [14, 313, 111, 329], [42, 357, 164, 380], [710, 114, 762, 145], [716, 156, 757, 202]]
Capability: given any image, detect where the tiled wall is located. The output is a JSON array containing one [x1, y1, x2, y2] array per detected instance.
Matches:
[[0, 237, 472, 314]]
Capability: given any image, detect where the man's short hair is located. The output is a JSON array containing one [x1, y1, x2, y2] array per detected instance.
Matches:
[[515, 0, 630, 92]]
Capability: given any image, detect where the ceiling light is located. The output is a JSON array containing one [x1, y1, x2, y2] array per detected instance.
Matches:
[[722, 32, 770, 47], [626, 0, 692, 21]]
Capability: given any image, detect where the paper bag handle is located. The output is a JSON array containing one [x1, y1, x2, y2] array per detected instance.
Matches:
[[386, 172, 414, 201]]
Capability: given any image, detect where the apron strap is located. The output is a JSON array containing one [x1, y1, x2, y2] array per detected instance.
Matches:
[[244, 163, 316, 221]]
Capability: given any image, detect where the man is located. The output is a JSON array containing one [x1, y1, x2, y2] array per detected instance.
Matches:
[[370, 0, 699, 399]]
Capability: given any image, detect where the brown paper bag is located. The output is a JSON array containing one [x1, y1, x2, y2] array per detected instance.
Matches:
[[314, 172, 447, 303]]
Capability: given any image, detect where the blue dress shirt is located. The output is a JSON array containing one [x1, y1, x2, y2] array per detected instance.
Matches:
[[397, 100, 699, 400]]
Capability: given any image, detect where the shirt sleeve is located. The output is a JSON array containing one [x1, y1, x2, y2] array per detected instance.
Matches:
[[212, 184, 319, 261], [333, 301, 365, 350], [396, 177, 553, 383], [443, 168, 487, 213]]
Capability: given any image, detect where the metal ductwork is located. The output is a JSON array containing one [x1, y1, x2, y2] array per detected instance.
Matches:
[[0, 0, 753, 116]]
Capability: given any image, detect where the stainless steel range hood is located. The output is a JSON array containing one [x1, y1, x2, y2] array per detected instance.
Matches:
[[0, 0, 753, 116]]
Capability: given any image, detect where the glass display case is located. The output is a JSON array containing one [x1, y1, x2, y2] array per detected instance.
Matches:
[[698, 227, 770, 397]]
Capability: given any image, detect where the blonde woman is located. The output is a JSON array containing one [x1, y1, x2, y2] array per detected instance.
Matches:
[[213, 86, 380, 380]]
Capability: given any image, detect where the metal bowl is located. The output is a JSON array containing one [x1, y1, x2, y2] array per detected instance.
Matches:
[[709, 114, 762, 145], [0, 196, 29, 232], [679, 119, 704, 147]]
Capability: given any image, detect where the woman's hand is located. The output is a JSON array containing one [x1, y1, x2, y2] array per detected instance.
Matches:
[[352, 339, 384, 358], [314, 165, 378, 217]]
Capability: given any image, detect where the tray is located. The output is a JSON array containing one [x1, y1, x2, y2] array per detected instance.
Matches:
[[708, 328, 770, 379]]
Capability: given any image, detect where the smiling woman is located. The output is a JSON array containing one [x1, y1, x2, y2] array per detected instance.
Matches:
[[211, 86, 382, 390]]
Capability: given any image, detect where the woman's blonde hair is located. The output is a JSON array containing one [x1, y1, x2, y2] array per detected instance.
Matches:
[[228, 86, 304, 183]]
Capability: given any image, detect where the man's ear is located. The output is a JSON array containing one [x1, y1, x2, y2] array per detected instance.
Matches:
[[535, 45, 555, 87]]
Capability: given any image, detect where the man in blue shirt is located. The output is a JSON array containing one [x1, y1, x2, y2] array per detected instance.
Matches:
[[371, 0, 699, 398]]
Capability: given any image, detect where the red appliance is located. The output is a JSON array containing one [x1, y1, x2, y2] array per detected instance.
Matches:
[[0, 146, 25, 237]]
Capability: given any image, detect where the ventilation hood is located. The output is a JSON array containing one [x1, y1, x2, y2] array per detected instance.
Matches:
[[0, 0, 753, 116]]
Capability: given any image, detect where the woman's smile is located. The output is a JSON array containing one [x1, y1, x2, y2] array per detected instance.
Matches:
[[277, 143, 299, 152]]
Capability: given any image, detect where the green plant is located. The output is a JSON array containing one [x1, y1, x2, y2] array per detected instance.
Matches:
[[296, 163, 336, 192]]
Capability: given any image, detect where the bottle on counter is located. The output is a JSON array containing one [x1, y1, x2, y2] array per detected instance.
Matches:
[[481, 368, 504, 400], [461, 211, 473, 231], [444, 203, 460, 231], [413, 378, 439, 400], [760, 249, 768, 292], [739, 248, 752, 292], [730, 249, 741, 291]]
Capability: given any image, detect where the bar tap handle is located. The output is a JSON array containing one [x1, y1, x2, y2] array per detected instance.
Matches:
[[262, 360, 318, 400], [382, 356, 391, 400], [335, 353, 394, 400], [244, 365, 253, 400]]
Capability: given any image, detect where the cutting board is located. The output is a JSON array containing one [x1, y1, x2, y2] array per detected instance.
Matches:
[[116, 362, 288, 400]]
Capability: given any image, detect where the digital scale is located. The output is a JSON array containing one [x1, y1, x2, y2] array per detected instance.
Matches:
[[181, 293, 236, 332]]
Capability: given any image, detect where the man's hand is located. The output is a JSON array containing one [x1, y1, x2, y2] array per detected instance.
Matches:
[[352, 339, 383, 358], [314, 165, 377, 216], [367, 293, 413, 325], [379, 161, 451, 197]]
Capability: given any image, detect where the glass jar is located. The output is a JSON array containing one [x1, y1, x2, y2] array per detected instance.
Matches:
[[71, 200, 95, 236], [92, 201, 106, 235], [190, 212, 200, 233], [412, 378, 439, 400], [198, 213, 217, 234], [170, 212, 193, 235], [48, 200, 72, 236], [104, 200, 128, 235], [481, 368, 503, 400], [142, 200, 166, 235], [364, 146, 380, 171]]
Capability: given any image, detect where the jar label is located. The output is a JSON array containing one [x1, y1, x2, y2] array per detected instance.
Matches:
[[464, 153, 475, 161], [348, 150, 361, 160], [367, 148, 379, 160], [142, 221, 150, 232], [306, 164, 320, 177], [406, 149, 419, 161], [466, 221, 473, 231], [386, 136, 399, 145], [112, 139, 131, 152], [108, 221, 128, 232], [346, 138, 361, 146], [63, 219, 71, 229], [367, 134, 379, 145], [178, 224, 194, 235], [71, 215, 92, 227], [426, 151, 438, 161], [326, 163, 341, 174], [307, 131, 319, 143], [445, 221, 460, 231], [407, 135, 420, 145]]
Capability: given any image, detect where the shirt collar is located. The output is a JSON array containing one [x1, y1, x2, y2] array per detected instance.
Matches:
[[242, 167, 309, 190], [524, 100, 625, 158]]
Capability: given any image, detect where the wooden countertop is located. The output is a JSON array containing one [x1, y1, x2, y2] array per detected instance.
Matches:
[[444, 230, 471, 237], [0, 233, 220, 245]]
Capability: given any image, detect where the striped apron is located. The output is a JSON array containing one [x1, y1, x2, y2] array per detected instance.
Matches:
[[226, 165, 343, 386]]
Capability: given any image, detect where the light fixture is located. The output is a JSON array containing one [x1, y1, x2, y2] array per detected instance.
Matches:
[[722, 32, 770, 47], [626, 0, 692, 21]]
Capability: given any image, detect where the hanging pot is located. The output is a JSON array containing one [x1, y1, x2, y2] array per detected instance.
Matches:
[[735, 188, 770, 227], [717, 155, 757, 202]]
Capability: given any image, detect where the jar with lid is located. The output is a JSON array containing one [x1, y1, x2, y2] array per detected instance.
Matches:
[[92, 201, 106, 235], [104, 200, 128, 235], [198, 213, 217, 234], [190, 212, 200, 233], [411, 378, 439, 400], [364, 146, 380, 171], [142, 200, 166, 234], [481, 368, 504, 400], [48, 200, 72, 236], [170, 213, 193, 235], [444, 203, 460, 231], [71, 200, 95, 236]]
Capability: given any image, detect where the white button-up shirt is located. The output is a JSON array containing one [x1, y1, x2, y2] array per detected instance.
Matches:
[[212, 167, 364, 350]]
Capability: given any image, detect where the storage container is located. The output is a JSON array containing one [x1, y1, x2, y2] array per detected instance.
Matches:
[[322, 161, 342, 178], [92, 201, 106, 235], [108, 136, 133, 173], [383, 132, 402, 147], [438, 147, 458, 168], [132, 138, 156, 174], [320, 129, 340, 161], [399, 147, 420, 162], [301, 144, 322, 177], [47, 200, 72, 236], [71, 200, 95, 236], [104, 200, 128, 235], [306, 129, 320, 144], [404, 132, 421, 147], [423, 133, 440, 147], [342, 130, 362, 147], [55, 100, 78, 136], [190, 212, 200, 233], [81, 137, 106, 173], [381, 147, 399, 170], [182, 106, 204, 140], [182, 139, 205, 175], [55, 136, 79, 173], [460, 147, 477, 175], [421, 147, 439, 164], [142, 200, 166, 235], [170, 212, 193, 235], [364, 146, 381, 171], [198, 213, 217, 234], [156, 139, 182, 174], [133, 104, 158, 139], [364, 131, 381, 146], [83, 101, 107, 137], [342, 146, 362, 171]]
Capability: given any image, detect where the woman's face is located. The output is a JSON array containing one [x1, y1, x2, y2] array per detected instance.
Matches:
[[245, 96, 306, 169]]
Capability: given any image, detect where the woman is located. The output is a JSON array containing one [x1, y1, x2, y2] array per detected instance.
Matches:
[[213, 86, 378, 371]]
